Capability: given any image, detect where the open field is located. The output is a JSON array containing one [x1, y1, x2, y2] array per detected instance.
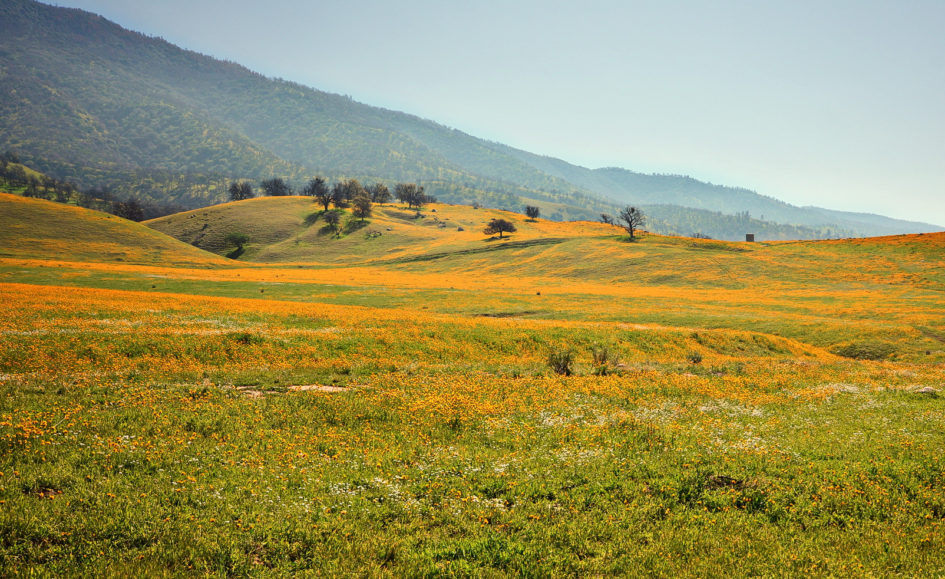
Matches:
[[2, 194, 945, 575]]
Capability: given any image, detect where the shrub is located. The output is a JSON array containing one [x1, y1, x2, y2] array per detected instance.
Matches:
[[832, 341, 897, 361], [590, 344, 612, 367], [686, 351, 703, 364], [590, 344, 614, 375], [547, 349, 575, 376]]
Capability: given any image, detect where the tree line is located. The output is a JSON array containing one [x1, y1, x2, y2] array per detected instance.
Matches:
[[228, 177, 437, 210], [0, 151, 184, 221]]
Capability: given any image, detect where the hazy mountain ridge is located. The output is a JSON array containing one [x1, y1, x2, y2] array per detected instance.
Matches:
[[1, 0, 940, 239], [495, 149, 941, 235]]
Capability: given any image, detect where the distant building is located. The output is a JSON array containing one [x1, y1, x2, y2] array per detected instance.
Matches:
[[745, 234, 755, 242]]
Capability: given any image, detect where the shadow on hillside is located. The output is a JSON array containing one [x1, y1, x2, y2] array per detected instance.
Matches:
[[344, 219, 370, 235], [303, 211, 323, 227], [318, 224, 338, 237], [387, 209, 424, 221], [225, 246, 245, 259]]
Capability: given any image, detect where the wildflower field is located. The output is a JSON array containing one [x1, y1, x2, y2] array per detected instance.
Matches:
[[1, 193, 944, 576]]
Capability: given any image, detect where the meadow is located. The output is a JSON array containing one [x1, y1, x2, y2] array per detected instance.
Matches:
[[1, 193, 944, 576]]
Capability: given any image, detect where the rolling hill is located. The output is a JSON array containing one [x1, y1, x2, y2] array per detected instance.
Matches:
[[146, 196, 945, 312], [0, 0, 941, 239], [0, 192, 228, 265], [145, 197, 617, 264], [0, 193, 940, 364]]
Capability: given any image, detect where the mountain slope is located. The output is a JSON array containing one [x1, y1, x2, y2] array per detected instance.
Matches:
[[1, 0, 940, 238], [497, 148, 942, 234]]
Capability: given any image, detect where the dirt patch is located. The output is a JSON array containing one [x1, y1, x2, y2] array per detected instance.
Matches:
[[288, 384, 350, 393], [476, 311, 538, 318], [236, 386, 265, 398], [229, 383, 356, 398]]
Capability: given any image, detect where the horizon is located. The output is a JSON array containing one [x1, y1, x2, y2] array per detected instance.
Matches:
[[48, 0, 945, 226]]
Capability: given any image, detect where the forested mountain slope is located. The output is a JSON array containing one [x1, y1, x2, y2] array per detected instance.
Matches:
[[1, 0, 939, 238]]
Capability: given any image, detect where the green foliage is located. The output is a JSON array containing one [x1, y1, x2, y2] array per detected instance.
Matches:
[[367, 182, 391, 203], [227, 181, 253, 201], [224, 232, 249, 249], [546, 348, 575, 376], [260, 178, 292, 197], [303, 177, 330, 209], [590, 344, 612, 367], [395, 183, 432, 209], [590, 344, 614, 375], [223, 232, 249, 259], [483, 218, 517, 239], [351, 193, 372, 222], [322, 210, 342, 235]]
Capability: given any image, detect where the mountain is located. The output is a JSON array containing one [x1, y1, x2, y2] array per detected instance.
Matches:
[[1, 0, 940, 239]]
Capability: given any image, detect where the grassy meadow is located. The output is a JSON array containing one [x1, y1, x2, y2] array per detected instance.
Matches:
[[1, 192, 944, 576]]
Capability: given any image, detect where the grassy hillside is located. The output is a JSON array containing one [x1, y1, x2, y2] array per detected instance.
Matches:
[[3, 197, 945, 574], [0, 193, 227, 265], [146, 197, 613, 264], [144, 196, 945, 361]]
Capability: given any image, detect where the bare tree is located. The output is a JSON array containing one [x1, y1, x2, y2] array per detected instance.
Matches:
[[618, 206, 646, 240]]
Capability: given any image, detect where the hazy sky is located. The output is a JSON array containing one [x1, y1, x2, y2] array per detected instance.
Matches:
[[52, 0, 945, 224]]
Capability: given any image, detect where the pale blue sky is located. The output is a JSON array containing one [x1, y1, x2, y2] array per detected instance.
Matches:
[[52, 0, 945, 224]]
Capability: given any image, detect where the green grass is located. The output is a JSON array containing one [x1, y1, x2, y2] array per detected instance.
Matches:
[[2, 292, 944, 576], [2, 197, 945, 575]]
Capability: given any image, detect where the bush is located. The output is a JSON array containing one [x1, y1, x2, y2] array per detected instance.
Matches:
[[686, 351, 703, 364], [547, 349, 575, 376], [831, 341, 897, 361], [590, 344, 612, 367], [590, 344, 613, 375]]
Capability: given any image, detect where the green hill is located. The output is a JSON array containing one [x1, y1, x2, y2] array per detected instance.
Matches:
[[145, 197, 611, 264], [145, 196, 945, 292], [1, 0, 940, 239]]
